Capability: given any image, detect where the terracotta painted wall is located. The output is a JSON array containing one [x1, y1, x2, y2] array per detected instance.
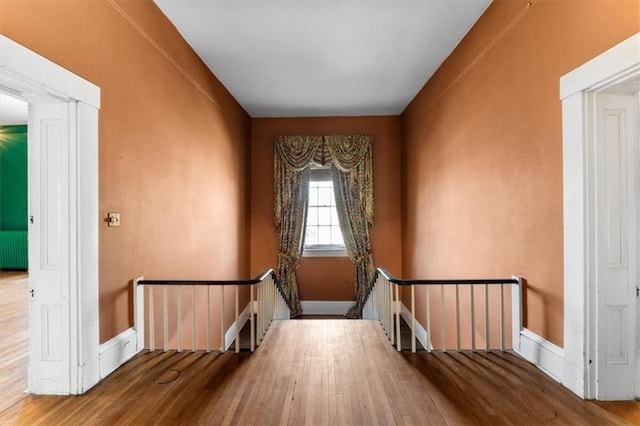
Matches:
[[401, 0, 640, 347], [251, 117, 402, 302], [1, 0, 251, 344]]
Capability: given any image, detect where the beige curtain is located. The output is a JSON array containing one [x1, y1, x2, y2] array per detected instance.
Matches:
[[325, 135, 375, 318], [273, 135, 323, 316]]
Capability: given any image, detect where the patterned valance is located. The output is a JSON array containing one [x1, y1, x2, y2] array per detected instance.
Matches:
[[274, 135, 374, 225], [274, 135, 323, 171]]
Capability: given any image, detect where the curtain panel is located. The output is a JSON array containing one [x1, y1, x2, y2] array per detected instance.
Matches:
[[325, 135, 375, 318], [273, 136, 323, 316]]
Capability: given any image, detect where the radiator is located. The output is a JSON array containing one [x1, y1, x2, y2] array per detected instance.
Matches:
[[0, 230, 28, 270]]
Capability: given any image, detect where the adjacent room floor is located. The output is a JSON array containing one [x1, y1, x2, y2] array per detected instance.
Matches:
[[0, 270, 28, 413]]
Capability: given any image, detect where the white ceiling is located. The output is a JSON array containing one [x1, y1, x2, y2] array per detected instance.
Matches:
[[0, 93, 28, 125], [154, 0, 491, 117]]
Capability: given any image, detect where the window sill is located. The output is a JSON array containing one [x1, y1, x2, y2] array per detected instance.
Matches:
[[302, 248, 348, 258]]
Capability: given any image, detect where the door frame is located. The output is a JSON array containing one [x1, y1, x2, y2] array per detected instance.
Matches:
[[561, 32, 640, 399], [0, 35, 101, 394]]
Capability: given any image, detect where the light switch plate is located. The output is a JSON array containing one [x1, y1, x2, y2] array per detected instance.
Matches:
[[107, 212, 120, 227]]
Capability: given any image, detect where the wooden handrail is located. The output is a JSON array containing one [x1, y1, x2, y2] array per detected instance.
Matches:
[[376, 268, 519, 286], [137, 268, 275, 286], [137, 268, 293, 312]]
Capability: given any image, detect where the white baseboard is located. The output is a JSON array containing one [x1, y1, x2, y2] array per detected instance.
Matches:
[[515, 328, 564, 383], [80, 355, 100, 393], [300, 300, 355, 315], [224, 302, 252, 351], [560, 358, 586, 398], [99, 327, 140, 379], [399, 303, 430, 350]]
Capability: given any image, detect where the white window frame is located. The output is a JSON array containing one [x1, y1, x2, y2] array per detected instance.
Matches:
[[303, 167, 347, 258]]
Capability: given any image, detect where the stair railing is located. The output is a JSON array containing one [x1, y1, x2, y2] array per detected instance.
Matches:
[[133, 269, 290, 354], [363, 268, 523, 353]]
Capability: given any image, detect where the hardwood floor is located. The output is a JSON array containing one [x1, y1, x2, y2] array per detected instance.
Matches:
[[1, 319, 637, 425], [0, 271, 28, 413], [596, 402, 640, 425]]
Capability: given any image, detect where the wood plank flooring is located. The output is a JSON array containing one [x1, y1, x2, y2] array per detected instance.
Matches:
[[0, 271, 28, 413], [1, 319, 637, 425]]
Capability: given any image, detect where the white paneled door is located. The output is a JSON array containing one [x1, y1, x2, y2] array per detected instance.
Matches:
[[594, 92, 638, 400], [28, 103, 72, 394]]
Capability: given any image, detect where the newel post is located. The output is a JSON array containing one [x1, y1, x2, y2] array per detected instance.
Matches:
[[133, 277, 144, 352], [511, 275, 523, 351]]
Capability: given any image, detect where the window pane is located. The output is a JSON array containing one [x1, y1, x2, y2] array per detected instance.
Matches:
[[318, 187, 332, 206], [305, 227, 317, 245], [317, 207, 331, 225], [318, 226, 331, 244], [331, 226, 344, 245], [330, 208, 339, 225], [307, 207, 318, 225], [308, 186, 318, 206]]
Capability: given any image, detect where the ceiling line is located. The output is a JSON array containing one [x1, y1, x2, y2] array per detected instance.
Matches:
[[108, 0, 248, 129], [406, 0, 536, 125]]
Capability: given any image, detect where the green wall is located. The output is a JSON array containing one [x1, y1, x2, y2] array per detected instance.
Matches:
[[0, 125, 28, 231]]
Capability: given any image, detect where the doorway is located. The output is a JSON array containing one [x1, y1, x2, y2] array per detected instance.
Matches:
[[561, 32, 640, 400], [0, 34, 100, 395]]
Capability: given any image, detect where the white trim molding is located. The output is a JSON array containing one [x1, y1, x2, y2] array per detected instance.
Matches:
[[300, 300, 355, 315], [399, 303, 430, 350], [560, 32, 640, 399], [98, 328, 139, 380], [560, 33, 640, 99], [225, 302, 252, 351], [0, 35, 100, 108], [515, 329, 564, 383]]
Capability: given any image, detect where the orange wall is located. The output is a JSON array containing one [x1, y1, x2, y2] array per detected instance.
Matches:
[[1, 0, 251, 344], [251, 117, 402, 301], [296, 257, 355, 301], [401, 0, 640, 347]]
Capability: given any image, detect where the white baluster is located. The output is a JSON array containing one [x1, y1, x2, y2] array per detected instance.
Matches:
[[149, 286, 155, 352], [455, 284, 460, 351], [389, 279, 392, 341], [411, 285, 416, 353], [178, 286, 182, 352], [470, 285, 475, 352], [395, 283, 401, 351], [235, 285, 240, 353], [484, 283, 489, 351], [440, 284, 445, 351], [163, 285, 168, 352], [221, 286, 225, 352], [206, 286, 211, 353], [500, 284, 505, 351], [426, 286, 431, 352], [250, 284, 255, 352], [192, 286, 196, 352]]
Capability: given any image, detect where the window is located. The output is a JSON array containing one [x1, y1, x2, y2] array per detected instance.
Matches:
[[303, 169, 346, 257]]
